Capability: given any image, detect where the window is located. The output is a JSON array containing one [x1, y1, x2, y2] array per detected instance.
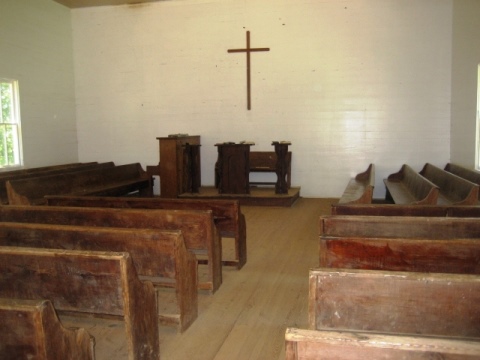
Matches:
[[0, 79, 22, 168]]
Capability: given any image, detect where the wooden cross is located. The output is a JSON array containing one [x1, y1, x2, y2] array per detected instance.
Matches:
[[228, 31, 270, 110]]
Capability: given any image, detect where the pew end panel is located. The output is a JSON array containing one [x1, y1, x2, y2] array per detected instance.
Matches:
[[338, 164, 375, 204], [0, 247, 159, 360], [285, 327, 480, 360], [0, 298, 95, 360], [308, 268, 480, 338]]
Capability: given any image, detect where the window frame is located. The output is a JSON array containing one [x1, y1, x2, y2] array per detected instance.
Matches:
[[0, 78, 23, 169]]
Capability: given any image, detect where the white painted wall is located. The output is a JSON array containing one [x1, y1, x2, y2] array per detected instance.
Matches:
[[450, 0, 480, 169], [72, 0, 453, 198], [0, 0, 78, 168]]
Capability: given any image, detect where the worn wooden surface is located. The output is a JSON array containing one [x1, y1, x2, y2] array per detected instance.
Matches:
[[338, 164, 375, 204], [319, 215, 480, 238], [420, 162, 479, 205], [0, 205, 221, 292], [285, 328, 480, 360], [309, 268, 480, 338], [45, 195, 247, 269], [445, 163, 480, 191], [0, 298, 95, 360], [6, 162, 152, 205], [384, 164, 439, 204], [0, 247, 159, 360], [0, 222, 198, 331], [249, 150, 292, 193], [320, 236, 480, 274], [61, 197, 329, 360]]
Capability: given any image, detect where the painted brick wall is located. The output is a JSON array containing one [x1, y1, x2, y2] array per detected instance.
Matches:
[[72, 0, 452, 198], [0, 0, 78, 168]]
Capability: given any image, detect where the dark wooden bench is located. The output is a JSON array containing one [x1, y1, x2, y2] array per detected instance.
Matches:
[[249, 151, 292, 188], [309, 268, 480, 339], [6, 163, 153, 205], [0, 162, 96, 177], [0, 246, 159, 360], [0, 298, 95, 360], [0, 162, 115, 205], [0, 205, 222, 292], [384, 164, 439, 204], [285, 327, 480, 359], [45, 195, 247, 269], [320, 214, 480, 239], [338, 164, 375, 204], [419, 162, 479, 205], [445, 162, 480, 192], [0, 222, 198, 332]]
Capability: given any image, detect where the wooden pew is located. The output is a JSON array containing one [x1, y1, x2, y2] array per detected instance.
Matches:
[[320, 236, 480, 274], [249, 151, 292, 188], [445, 163, 480, 193], [6, 163, 153, 205], [0, 246, 159, 360], [0, 162, 114, 205], [331, 203, 449, 216], [0, 222, 198, 332], [0, 298, 95, 360], [419, 162, 479, 205], [338, 164, 375, 204], [319, 215, 480, 239], [383, 164, 439, 204], [309, 268, 480, 339], [45, 195, 247, 269], [0, 205, 222, 292], [285, 327, 480, 360]]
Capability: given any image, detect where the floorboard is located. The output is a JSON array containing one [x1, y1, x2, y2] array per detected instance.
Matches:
[[61, 197, 337, 360]]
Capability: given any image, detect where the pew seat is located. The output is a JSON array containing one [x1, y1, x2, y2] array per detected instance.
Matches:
[[383, 164, 439, 204], [0, 298, 95, 360]]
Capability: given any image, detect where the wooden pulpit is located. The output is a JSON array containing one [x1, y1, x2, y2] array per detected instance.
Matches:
[[215, 143, 254, 194], [154, 135, 201, 198]]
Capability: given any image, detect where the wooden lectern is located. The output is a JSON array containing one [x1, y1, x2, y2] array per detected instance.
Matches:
[[153, 135, 201, 198], [215, 143, 254, 194]]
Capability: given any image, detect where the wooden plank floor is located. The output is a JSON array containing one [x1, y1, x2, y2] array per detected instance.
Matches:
[[61, 197, 337, 360]]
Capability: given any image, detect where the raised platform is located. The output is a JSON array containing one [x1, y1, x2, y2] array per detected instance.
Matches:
[[179, 186, 301, 207]]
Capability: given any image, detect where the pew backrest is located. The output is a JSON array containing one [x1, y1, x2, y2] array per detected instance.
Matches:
[[0, 205, 221, 292], [445, 163, 480, 190], [0, 222, 198, 331], [45, 195, 247, 269], [319, 236, 480, 274], [384, 164, 439, 204], [420, 163, 479, 205], [309, 268, 480, 338], [0, 298, 95, 360], [0, 246, 159, 360], [319, 215, 480, 239], [285, 327, 480, 360], [331, 203, 449, 216]]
